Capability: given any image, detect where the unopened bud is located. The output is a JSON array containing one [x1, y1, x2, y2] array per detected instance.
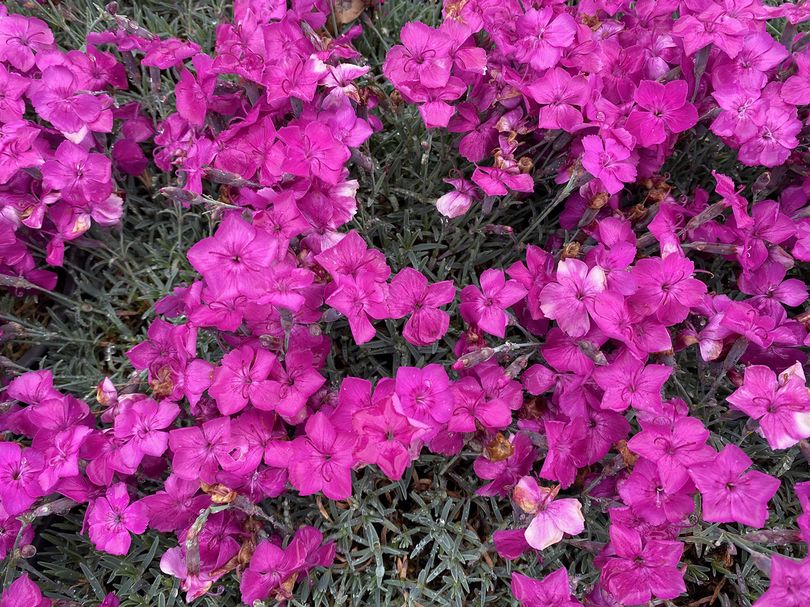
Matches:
[[577, 340, 607, 366], [452, 347, 495, 370]]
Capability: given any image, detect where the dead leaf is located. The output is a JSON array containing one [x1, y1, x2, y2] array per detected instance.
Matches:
[[333, 0, 366, 24]]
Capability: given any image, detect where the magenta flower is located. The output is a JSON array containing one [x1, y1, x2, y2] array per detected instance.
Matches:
[[0, 15, 54, 71], [593, 352, 672, 413], [384, 22, 453, 89], [0, 442, 43, 514], [278, 122, 350, 186], [513, 477, 584, 550], [511, 569, 582, 607], [87, 483, 148, 555], [315, 230, 390, 283], [113, 398, 179, 469], [474, 432, 537, 497], [459, 269, 527, 338], [600, 525, 686, 605], [353, 393, 417, 480], [0, 64, 29, 123], [139, 474, 210, 533], [781, 52, 810, 106], [187, 213, 275, 298], [39, 425, 93, 491], [581, 134, 637, 195], [738, 106, 801, 168], [387, 268, 455, 346], [618, 459, 695, 524], [631, 254, 707, 324], [41, 141, 113, 205], [626, 415, 715, 492], [258, 349, 325, 419], [326, 275, 389, 345], [169, 417, 231, 482], [513, 7, 577, 71], [209, 345, 277, 415], [471, 165, 534, 196], [540, 419, 588, 489], [1, 574, 50, 607], [625, 80, 699, 147], [528, 68, 591, 131], [435, 177, 479, 218], [240, 527, 334, 606], [689, 444, 780, 528], [286, 412, 354, 500], [753, 555, 810, 607], [539, 259, 606, 338], [394, 364, 454, 427], [726, 362, 810, 449]]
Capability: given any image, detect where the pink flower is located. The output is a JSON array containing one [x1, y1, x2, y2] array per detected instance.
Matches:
[[384, 22, 453, 89], [618, 459, 695, 524], [353, 389, 418, 480], [258, 349, 325, 419], [139, 475, 210, 532], [113, 397, 180, 469], [581, 134, 637, 195], [593, 351, 672, 413], [625, 80, 699, 147], [753, 555, 810, 607], [1, 574, 50, 607], [387, 268, 455, 346], [511, 568, 582, 607], [689, 444, 780, 528], [240, 527, 334, 606], [187, 213, 275, 298], [672, 4, 747, 58], [315, 230, 390, 283], [87, 483, 148, 555], [175, 54, 216, 127], [169, 417, 231, 482], [471, 165, 534, 196], [39, 425, 93, 491], [726, 362, 810, 449], [435, 177, 479, 218], [0, 64, 29, 122], [286, 412, 354, 500], [29, 66, 105, 137], [738, 105, 801, 168], [41, 141, 113, 205], [326, 275, 389, 345], [474, 432, 537, 497], [0, 442, 43, 515], [626, 415, 715, 492], [459, 269, 527, 338], [394, 364, 454, 426], [278, 122, 350, 186], [513, 477, 584, 550], [0, 15, 54, 71], [209, 345, 277, 415], [781, 51, 810, 106], [631, 254, 707, 324], [600, 525, 686, 605], [514, 8, 577, 71], [528, 68, 591, 131], [540, 419, 588, 489], [539, 259, 606, 338]]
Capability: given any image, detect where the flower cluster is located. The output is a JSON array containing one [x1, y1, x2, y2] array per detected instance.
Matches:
[[1, 0, 810, 606], [0, 8, 151, 290], [385, 0, 810, 217]]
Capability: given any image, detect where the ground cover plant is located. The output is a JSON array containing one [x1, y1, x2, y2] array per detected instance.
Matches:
[[1, 0, 810, 606]]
